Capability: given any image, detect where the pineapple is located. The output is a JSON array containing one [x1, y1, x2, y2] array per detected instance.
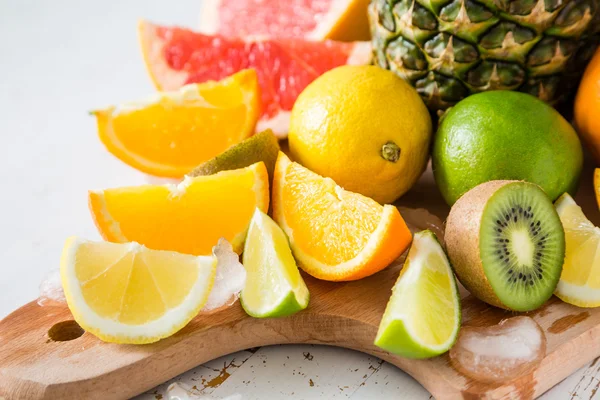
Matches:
[[369, 0, 600, 111]]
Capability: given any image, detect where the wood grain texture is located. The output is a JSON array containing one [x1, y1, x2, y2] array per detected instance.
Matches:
[[1, 162, 600, 400]]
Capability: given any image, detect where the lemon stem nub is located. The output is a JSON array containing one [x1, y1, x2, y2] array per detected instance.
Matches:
[[381, 142, 401, 163]]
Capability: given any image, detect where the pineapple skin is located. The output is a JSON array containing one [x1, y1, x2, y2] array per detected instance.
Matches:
[[369, 0, 600, 111]]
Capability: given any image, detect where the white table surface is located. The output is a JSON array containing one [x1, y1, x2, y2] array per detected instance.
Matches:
[[0, 1, 598, 399]]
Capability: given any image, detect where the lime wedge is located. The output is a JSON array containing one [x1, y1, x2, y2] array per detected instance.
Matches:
[[241, 208, 309, 317], [374, 230, 461, 358]]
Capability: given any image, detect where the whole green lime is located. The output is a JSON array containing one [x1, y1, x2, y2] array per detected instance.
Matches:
[[433, 91, 583, 205]]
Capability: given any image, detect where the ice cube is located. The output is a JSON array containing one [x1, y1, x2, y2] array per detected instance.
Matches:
[[449, 316, 546, 383], [38, 269, 66, 306], [166, 382, 242, 400], [201, 238, 246, 312], [166, 382, 197, 400]]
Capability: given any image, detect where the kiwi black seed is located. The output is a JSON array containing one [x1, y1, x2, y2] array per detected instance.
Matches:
[[445, 180, 565, 311]]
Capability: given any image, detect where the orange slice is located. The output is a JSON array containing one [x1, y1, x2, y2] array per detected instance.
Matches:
[[92, 69, 260, 178], [89, 162, 269, 255], [272, 153, 412, 281]]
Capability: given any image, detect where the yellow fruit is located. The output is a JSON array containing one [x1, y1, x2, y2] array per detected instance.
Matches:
[[288, 65, 432, 204], [272, 152, 412, 281], [60, 237, 216, 344], [92, 69, 260, 178], [554, 193, 600, 307], [89, 162, 269, 255]]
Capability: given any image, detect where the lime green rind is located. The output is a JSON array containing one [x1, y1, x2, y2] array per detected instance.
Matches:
[[432, 91, 583, 206], [241, 208, 310, 319], [241, 290, 309, 318], [374, 230, 461, 359], [375, 319, 448, 359]]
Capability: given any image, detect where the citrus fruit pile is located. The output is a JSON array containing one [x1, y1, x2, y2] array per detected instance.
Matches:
[[138, 20, 371, 139], [59, 2, 426, 346], [49, 0, 600, 370]]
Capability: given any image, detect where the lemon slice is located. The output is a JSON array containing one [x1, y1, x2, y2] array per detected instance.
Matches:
[[60, 237, 216, 344], [374, 230, 461, 358], [554, 193, 600, 307], [241, 209, 309, 318]]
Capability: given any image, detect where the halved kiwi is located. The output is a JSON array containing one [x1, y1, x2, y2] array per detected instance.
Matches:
[[445, 180, 565, 311]]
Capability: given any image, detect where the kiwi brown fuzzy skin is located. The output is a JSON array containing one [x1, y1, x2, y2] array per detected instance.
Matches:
[[188, 129, 280, 182], [445, 180, 520, 310]]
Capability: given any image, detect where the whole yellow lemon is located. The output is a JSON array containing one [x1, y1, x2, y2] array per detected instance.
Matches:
[[288, 65, 432, 204]]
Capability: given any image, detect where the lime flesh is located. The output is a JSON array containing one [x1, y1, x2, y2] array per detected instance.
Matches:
[[374, 230, 461, 358], [241, 208, 309, 317]]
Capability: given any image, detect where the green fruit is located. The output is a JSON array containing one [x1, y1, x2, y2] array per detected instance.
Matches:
[[433, 91, 583, 205], [188, 129, 280, 182], [368, 0, 600, 111], [241, 209, 309, 318], [374, 230, 461, 359], [445, 180, 565, 311]]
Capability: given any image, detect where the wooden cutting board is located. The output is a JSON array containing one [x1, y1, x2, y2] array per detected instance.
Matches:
[[1, 161, 600, 400]]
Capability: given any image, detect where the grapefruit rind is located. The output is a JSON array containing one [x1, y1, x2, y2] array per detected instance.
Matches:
[[138, 20, 187, 91]]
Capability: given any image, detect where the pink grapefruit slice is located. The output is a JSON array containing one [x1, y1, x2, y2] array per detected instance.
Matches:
[[138, 20, 371, 137], [199, 0, 371, 41]]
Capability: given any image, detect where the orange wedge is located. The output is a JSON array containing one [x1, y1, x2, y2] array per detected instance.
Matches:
[[92, 69, 260, 178], [272, 153, 412, 281], [89, 162, 269, 255]]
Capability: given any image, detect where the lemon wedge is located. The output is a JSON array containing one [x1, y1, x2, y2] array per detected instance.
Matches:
[[60, 237, 216, 344], [554, 193, 600, 307]]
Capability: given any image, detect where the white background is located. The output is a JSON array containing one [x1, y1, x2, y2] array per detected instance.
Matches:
[[0, 1, 597, 398]]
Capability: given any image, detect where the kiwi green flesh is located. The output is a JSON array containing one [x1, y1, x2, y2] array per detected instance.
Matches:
[[479, 182, 565, 311]]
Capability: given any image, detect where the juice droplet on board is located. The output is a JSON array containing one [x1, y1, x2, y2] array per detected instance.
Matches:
[[449, 316, 546, 382]]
